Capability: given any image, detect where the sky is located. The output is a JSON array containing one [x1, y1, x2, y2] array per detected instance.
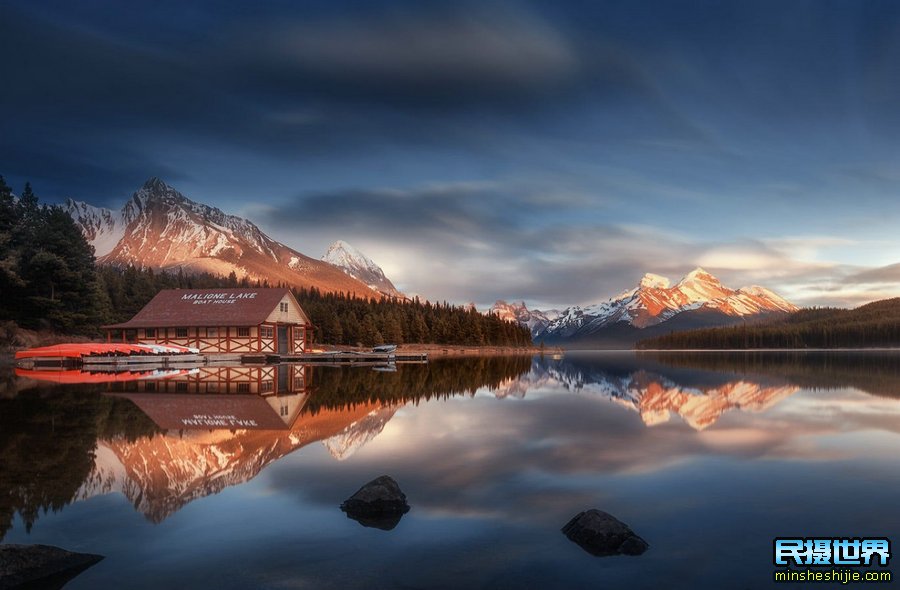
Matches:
[[3, 0, 900, 309]]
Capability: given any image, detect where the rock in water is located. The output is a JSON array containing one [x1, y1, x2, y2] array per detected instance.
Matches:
[[561, 510, 649, 557], [0, 544, 104, 589], [340, 475, 410, 530]]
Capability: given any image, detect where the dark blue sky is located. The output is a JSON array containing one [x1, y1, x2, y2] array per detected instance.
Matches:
[[3, 0, 900, 307]]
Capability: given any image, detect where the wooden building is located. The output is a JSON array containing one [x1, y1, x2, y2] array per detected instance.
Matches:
[[104, 288, 312, 354]]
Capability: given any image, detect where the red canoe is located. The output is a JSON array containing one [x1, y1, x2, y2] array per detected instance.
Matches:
[[14, 342, 196, 360]]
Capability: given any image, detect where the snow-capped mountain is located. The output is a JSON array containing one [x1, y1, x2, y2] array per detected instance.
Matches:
[[525, 268, 797, 347], [489, 301, 559, 337], [66, 178, 379, 297], [322, 240, 404, 298]]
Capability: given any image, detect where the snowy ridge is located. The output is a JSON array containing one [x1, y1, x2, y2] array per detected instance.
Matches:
[[65, 178, 380, 297], [322, 240, 404, 298], [534, 267, 798, 341], [64, 199, 126, 257], [488, 300, 560, 337]]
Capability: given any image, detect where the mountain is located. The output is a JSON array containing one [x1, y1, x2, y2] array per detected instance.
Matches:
[[639, 297, 900, 350], [520, 268, 797, 347], [66, 178, 382, 297], [489, 301, 559, 336], [322, 240, 404, 298]]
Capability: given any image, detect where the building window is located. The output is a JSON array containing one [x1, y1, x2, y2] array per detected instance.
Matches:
[[260, 326, 274, 339], [261, 380, 274, 393], [175, 382, 188, 392], [144, 328, 157, 338], [237, 327, 250, 337], [144, 381, 157, 392], [206, 327, 218, 338], [237, 382, 251, 393], [175, 327, 189, 338], [280, 302, 288, 312]]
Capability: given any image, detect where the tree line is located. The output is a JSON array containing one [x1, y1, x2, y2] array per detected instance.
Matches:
[[637, 300, 900, 349], [99, 265, 532, 347], [1, 176, 532, 347], [0, 176, 107, 334]]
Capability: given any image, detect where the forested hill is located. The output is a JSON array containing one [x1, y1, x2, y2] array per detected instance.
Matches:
[[0, 176, 531, 348], [637, 299, 900, 349]]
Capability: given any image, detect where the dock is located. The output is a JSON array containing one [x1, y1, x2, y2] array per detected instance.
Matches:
[[22, 354, 207, 370], [241, 351, 428, 365]]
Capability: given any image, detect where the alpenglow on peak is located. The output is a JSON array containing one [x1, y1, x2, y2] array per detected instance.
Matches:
[[322, 240, 404, 299]]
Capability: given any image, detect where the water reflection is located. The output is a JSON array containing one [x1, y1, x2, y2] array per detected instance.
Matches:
[[0, 357, 531, 535], [3, 353, 900, 589]]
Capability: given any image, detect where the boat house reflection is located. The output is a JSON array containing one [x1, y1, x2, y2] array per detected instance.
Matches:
[[105, 365, 312, 430]]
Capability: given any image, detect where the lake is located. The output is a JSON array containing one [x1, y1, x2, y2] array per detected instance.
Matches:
[[2, 352, 899, 589]]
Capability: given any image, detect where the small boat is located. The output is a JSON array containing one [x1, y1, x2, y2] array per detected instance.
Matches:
[[372, 344, 397, 354]]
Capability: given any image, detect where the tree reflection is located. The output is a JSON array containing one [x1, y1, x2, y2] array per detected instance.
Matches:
[[0, 356, 532, 538]]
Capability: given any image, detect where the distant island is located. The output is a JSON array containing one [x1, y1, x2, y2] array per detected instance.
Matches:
[[637, 298, 900, 349]]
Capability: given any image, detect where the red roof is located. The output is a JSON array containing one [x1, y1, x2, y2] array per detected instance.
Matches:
[[104, 288, 306, 329]]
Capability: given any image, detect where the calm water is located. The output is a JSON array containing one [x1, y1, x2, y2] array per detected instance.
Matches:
[[2, 352, 900, 589]]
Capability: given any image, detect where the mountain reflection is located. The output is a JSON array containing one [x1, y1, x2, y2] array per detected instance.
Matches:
[[5, 352, 900, 541], [517, 355, 800, 430], [0, 357, 531, 537], [641, 350, 900, 399]]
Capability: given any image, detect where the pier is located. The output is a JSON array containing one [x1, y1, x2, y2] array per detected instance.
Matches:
[[241, 351, 429, 365]]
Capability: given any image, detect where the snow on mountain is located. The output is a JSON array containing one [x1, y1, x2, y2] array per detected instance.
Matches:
[[66, 178, 378, 297], [489, 300, 559, 337], [538, 267, 798, 342], [322, 240, 404, 298], [64, 199, 126, 257], [321, 405, 399, 460]]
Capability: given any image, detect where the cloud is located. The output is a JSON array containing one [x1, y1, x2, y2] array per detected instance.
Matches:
[[231, 9, 582, 105], [843, 262, 900, 285], [255, 181, 853, 307]]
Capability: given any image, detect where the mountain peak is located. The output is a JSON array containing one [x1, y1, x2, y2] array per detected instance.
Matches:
[[142, 177, 169, 191], [678, 267, 722, 286], [640, 273, 670, 289], [323, 240, 403, 298], [683, 267, 711, 279], [535, 268, 798, 342]]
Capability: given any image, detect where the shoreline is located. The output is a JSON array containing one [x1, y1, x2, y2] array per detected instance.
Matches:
[[319, 344, 563, 358]]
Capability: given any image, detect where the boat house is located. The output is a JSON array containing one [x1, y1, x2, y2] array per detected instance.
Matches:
[[104, 288, 312, 354]]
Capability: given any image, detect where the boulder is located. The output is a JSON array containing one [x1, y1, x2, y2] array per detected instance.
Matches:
[[561, 509, 649, 557], [0, 544, 103, 589], [340, 475, 410, 530]]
